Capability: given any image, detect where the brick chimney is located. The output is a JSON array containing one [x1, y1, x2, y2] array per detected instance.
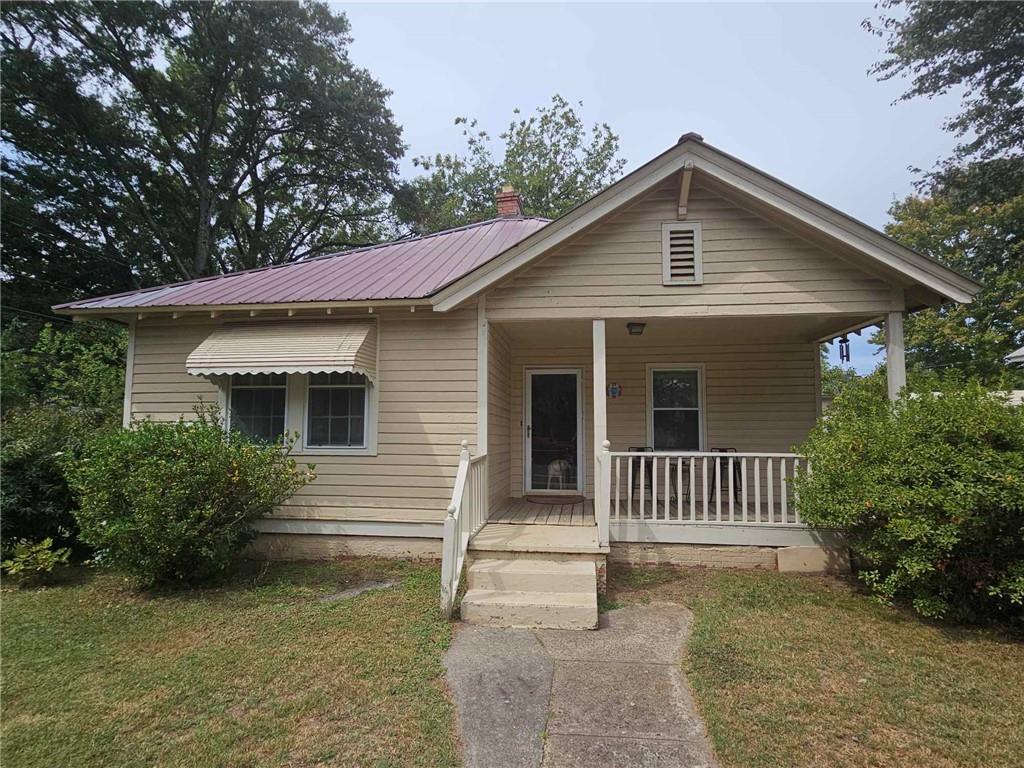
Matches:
[[495, 185, 523, 217]]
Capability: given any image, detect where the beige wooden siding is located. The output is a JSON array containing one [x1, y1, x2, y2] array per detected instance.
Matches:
[[129, 309, 477, 524], [131, 319, 221, 420], [487, 323, 512, 508], [507, 331, 816, 498], [486, 178, 893, 320]]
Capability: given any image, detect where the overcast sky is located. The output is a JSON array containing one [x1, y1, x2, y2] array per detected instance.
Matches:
[[340, 2, 964, 373]]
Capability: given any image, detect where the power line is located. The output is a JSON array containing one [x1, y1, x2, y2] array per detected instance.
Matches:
[[0, 305, 73, 323]]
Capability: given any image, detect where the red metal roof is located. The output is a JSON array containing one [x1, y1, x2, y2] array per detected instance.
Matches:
[[56, 216, 550, 311]]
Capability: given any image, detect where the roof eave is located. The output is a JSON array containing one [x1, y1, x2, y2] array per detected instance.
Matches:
[[53, 297, 433, 317]]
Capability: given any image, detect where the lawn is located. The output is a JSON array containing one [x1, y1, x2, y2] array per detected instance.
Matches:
[[1, 559, 459, 768], [607, 565, 1024, 768]]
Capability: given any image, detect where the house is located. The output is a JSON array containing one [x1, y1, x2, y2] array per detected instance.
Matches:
[[55, 133, 978, 629]]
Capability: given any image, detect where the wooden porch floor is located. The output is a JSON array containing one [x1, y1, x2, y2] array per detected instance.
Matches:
[[489, 496, 596, 527]]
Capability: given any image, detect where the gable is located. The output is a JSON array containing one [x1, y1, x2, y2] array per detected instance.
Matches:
[[483, 176, 895, 320], [433, 136, 978, 312]]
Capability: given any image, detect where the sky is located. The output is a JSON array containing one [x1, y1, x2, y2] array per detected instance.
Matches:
[[339, 2, 964, 374]]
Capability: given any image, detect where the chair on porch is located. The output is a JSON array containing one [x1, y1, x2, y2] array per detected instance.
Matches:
[[630, 447, 688, 509], [628, 447, 654, 502], [707, 447, 742, 503]]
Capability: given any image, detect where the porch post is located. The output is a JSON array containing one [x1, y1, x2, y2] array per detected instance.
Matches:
[[477, 296, 488, 453], [886, 289, 906, 402], [592, 319, 609, 546]]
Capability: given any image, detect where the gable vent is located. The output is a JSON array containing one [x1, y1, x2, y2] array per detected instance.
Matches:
[[661, 222, 703, 285]]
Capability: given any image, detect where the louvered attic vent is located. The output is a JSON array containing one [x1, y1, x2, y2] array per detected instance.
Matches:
[[661, 222, 703, 285]]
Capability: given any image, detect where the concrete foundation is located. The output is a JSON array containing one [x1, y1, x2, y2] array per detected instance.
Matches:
[[610, 542, 778, 569], [249, 533, 441, 561]]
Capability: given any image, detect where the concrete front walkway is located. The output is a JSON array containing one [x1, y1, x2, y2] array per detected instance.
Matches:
[[443, 603, 718, 768]]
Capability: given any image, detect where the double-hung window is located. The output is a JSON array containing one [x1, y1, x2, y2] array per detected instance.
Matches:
[[229, 373, 287, 443], [306, 372, 368, 448], [648, 367, 703, 451]]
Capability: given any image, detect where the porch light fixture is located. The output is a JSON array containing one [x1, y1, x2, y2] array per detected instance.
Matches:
[[626, 322, 646, 336]]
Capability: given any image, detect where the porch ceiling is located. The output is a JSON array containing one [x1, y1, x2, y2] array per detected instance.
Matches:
[[497, 314, 877, 346]]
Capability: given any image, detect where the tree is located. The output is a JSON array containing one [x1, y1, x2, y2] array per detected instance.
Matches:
[[1, 1, 403, 318], [394, 95, 626, 234], [871, 160, 1024, 386], [866, 1, 1024, 162], [866, 2, 1024, 383]]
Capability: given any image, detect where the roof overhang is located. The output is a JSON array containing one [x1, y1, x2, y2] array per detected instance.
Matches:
[[429, 137, 980, 312], [185, 320, 377, 380]]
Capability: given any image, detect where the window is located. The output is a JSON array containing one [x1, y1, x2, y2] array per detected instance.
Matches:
[[648, 367, 702, 451], [661, 222, 703, 285], [229, 373, 287, 443], [306, 372, 367, 448]]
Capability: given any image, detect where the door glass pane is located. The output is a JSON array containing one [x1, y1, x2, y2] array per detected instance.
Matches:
[[653, 410, 700, 450], [652, 370, 699, 408], [530, 373, 578, 490]]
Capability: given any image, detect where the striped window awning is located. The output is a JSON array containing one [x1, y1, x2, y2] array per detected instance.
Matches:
[[185, 321, 377, 380]]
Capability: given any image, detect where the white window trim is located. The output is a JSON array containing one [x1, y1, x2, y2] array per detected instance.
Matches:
[[295, 372, 378, 456], [661, 221, 703, 286], [645, 364, 706, 451], [225, 374, 290, 442]]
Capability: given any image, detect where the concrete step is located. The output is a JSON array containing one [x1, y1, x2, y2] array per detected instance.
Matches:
[[467, 558, 595, 594], [469, 523, 606, 555], [460, 589, 598, 630]]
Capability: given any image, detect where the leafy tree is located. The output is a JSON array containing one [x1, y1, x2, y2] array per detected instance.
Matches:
[[1, 320, 126, 413], [866, 1, 1024, 161], [866, 2, 1024, 383], [873, 160, 1024, 384], [1, 320, 126, 554], [1, 1, 404, 318], [394, 95, 626, 234]]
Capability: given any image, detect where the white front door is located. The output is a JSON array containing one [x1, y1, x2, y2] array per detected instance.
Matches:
[[524, 369, 584, 493]]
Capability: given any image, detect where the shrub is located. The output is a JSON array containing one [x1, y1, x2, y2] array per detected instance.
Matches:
[[2, 319, 126, 412], [0, 405, 115, 556], [794, 376, 1024, 623], [67, 406, 315, 587], [1, 538, 71, 586]]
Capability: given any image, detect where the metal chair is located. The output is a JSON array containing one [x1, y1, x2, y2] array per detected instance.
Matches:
[[628, 447, 654, 501], [707, 447, 741, 503]]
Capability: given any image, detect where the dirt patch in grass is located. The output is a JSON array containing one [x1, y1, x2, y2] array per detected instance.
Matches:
[[607, 564, 1024, 768], [1, 558, 459, 768]]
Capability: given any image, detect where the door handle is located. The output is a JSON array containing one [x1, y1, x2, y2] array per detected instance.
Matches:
[[527, 425, 532, 438]]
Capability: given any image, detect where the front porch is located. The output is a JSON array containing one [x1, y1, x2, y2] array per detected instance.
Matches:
[[441, 311, 899, 620]]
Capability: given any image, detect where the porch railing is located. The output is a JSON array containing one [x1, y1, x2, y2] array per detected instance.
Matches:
[[607, 451, 808, 525], [440, 441, 488, 617]]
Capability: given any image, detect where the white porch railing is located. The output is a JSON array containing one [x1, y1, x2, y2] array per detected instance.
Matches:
[[440, 441, 488, 617], [607, 450, 808, 525]]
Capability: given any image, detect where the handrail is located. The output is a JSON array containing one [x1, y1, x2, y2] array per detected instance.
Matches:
[[440, 441, 488, 617], [607, 450, 807, 525]]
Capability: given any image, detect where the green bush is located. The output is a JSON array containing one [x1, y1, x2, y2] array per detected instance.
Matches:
[[0, 405, 115, 555], [2, 320, 126, 412], [67, 406, 315, 587], [795, 376, 1024, 623], [1, 538, 71, 585]]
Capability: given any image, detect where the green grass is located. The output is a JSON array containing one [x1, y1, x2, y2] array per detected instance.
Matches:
[[1, 559, 459, 768], [607, 565, 1024, 768]]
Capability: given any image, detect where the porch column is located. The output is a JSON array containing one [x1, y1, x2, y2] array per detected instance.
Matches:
[[476, 296, 488, 453], [886, 290, 906, 402], [592, 319, 609, 546]]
